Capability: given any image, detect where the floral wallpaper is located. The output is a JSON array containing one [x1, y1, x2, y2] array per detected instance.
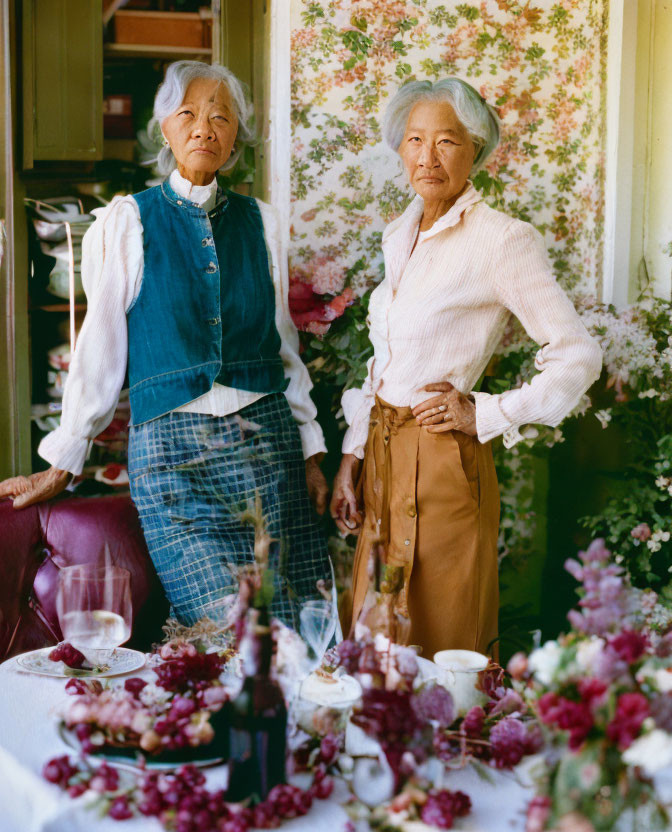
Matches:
[[289, 0, 608, 329]]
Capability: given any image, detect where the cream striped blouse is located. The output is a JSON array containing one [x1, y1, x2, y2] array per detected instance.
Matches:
[[341, 182, 603, 458]]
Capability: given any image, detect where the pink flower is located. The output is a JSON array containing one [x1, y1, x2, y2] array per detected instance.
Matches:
[[309, 256, 346, 295], [525, 796, 551, 832], [631, 523, 652, 542], [608, 630, 649, 664], [490, 689, 526, 716], [288, 279, 354, 333], [577, 678, 607, 706], [606, 692, 649, 750], [202, 686, 229, 709], [159, 640, 197, 660], [538, 694, 593, 750], [507, 651, 529, 680], [489, 717, 540, 768], [462, 706, 485, 738]]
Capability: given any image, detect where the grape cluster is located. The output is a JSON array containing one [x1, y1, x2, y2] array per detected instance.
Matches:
[[42, 756, 119, 800], [154, 652, 226, 693], [43, 755, 334, 829], [420, 788, 471, 829], [136, 764, 332, 831], [42, 755, 79, 788], [335, 639, 363, 674], [49, 642, 86, 668]]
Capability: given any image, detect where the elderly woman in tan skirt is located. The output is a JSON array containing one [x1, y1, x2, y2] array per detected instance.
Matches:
[[330, 78, 602, 659]]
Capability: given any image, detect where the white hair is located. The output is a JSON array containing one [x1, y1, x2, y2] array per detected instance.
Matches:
[[147, 61, 255, 176], [382, 78, 500, 171]]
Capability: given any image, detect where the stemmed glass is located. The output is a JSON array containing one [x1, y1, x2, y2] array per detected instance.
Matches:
[[299, 600, 337, 672], [56, 564, 132, 663]]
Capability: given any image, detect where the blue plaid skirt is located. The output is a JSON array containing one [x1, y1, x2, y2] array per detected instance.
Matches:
[[127, 393, 330, 629]]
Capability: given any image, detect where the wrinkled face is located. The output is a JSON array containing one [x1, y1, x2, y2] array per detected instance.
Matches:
[[161, 77, 239, 183], [398, 99, 476, 204]]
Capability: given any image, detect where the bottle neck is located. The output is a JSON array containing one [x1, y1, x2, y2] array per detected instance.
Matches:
[[242, 606, 273, 679]]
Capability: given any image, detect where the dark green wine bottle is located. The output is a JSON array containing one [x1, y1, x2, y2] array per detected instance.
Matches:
[[226, 606, 287, 802]]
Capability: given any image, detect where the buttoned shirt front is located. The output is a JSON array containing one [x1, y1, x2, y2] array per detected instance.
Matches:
[[341, 182, 603, 457]]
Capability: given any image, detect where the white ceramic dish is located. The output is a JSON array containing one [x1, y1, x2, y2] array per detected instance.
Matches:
[[15, 646, 145, 678]]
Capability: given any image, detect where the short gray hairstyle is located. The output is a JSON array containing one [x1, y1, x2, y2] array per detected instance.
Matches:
[[148, 61, 255, 176], [382, 78, 500, 171]]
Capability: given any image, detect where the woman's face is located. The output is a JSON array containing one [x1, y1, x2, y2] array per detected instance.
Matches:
[[398, 99, 476, 205], [161, 77, 239, 185]]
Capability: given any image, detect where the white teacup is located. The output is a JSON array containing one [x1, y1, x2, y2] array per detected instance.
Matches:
[[433, 649, 490, 716]]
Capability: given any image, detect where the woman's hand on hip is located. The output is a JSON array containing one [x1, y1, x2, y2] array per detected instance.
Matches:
[[330, 454, 363, 536], [0, 466, 72, 509], [305, 454, 329, 515], [412, 382, 477, 436]]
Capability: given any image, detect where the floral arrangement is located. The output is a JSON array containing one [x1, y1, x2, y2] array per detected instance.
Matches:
[[509, 538, 672, 831], [290, 626, 542, 830], [61, 640, 231, 756]]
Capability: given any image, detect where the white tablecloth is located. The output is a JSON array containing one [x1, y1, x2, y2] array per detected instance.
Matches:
[[0, 655, 533, 832]]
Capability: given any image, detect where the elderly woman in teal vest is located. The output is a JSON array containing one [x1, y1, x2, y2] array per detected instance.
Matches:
[[0, 61, 331, 628]]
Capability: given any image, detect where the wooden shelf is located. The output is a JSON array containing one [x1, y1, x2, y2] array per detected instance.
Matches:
[[104, 43, 212, 60]]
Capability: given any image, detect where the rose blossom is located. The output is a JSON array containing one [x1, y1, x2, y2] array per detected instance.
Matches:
[[608, 630, 649, 664], [606, 692, 649, 749]]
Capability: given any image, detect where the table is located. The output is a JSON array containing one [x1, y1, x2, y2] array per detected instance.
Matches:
[[0, 655, 535, 832]]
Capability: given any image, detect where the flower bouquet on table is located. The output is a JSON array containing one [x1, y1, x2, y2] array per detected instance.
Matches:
[[291, 600, 542, 831], [511, 539, 672, 831]]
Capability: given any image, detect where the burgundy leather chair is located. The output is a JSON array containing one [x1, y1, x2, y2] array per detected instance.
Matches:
[[0, 494, 169, 661]]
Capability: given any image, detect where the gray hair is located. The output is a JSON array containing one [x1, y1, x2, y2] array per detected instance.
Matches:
[[382, 78, 500, 171], [147, 61, 255, 176]]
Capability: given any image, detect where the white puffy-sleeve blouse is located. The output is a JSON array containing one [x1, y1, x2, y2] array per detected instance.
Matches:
[[39, 170, 327, 475], [341, 183, 603, 458]]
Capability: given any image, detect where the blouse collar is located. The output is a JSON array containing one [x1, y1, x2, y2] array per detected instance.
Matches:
[[382, 180, 482, 246], [169, 169, 219, 213]]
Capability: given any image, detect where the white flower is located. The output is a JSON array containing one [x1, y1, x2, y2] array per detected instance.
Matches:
[[139, 683, 171, 707], [528, 640, 563, 685], [623, 730, 672, 775], [638, 389, 658, 399], [653, 667, 672, 693], [521, 426, 539, 440], [594, 409, 612, 428], [656, 476, 669, 489], [648, 540, 662, 553], [576, 636, 606, 673]]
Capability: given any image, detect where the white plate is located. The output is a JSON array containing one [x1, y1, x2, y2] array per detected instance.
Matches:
[[16, 646, 145, 678]]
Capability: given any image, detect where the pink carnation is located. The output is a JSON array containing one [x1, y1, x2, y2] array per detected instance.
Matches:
[[608, 630, 649, 664], [606, 692, 649, 750]]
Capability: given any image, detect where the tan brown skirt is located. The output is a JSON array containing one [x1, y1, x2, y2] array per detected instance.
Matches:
[[345, 397, 500, 660]]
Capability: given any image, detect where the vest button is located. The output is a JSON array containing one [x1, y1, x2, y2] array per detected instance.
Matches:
[[201, 237, 213, 247], [206, 262, 217, 273], [176, 200, 183, 206]]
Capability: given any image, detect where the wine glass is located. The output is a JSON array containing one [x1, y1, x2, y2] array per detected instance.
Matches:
[[56, 564, 132, 664], [299, 600, 337, 672]]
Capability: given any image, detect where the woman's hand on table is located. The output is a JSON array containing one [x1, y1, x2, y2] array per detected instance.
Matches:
[[0, 466, 71, 509], [330, 453, 363, 536], [305, 454, 329, 515], [412, 382, 477, 436]]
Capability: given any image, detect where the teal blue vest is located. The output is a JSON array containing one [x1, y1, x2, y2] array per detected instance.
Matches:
[[127, 181, 287, 425]]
